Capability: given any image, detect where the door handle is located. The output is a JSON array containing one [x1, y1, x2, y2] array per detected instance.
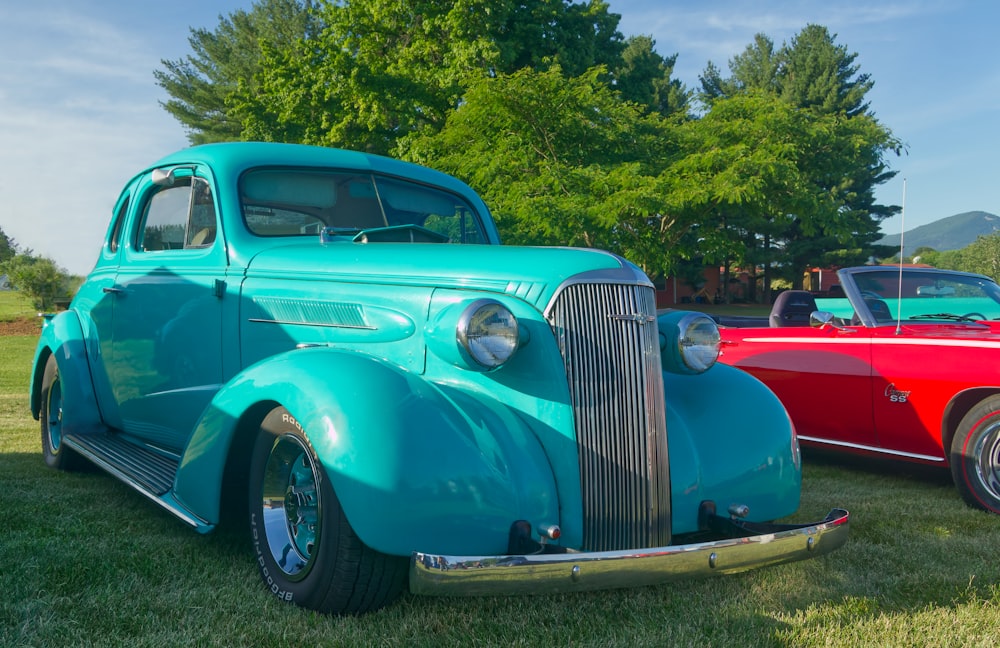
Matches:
[[102, 286, 123, 294]]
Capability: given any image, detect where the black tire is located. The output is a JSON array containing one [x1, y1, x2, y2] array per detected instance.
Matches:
[[248, 406, 407, 614], [40, 355, 84, 471], [950, 395, 1000, 514]]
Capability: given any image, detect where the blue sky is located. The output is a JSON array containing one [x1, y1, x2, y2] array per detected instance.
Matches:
[[1, 0, 997, 275]]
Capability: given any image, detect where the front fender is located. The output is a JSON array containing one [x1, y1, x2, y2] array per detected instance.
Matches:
[[30, 311, 103, 433], [664, 363, 801, 533], [174, 348, 559, 557]]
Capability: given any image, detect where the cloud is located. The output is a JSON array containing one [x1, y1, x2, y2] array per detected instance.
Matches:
[[0, 5, 188, 275], [613, 0, 950, 85]]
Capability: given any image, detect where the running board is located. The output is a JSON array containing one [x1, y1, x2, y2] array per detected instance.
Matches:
[[64, 431, 211, 531]]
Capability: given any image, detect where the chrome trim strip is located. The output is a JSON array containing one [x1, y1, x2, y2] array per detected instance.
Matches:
[[247, 318, 376, 329], [797, 435, 946, 463], [409, 509, 849, 597], [542, 262, 653, 320], [739, 336, 1000, 350]]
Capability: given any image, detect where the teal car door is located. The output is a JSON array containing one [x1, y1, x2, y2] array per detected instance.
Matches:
[[106, 168, 226, 450]]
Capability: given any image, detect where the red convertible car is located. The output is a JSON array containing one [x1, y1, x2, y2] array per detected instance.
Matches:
[[718, 266, 1000, 514]]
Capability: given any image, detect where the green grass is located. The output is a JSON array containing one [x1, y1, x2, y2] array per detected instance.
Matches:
[[667, 301, 772, 318], [2, 335, 999, 647], [0, 291, 35, 321]]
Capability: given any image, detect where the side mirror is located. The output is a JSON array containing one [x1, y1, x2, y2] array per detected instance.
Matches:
[[810, 311, 836, 328], [151, 168, 176, 186]]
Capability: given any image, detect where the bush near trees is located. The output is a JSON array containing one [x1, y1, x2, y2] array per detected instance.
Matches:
[[0, 228, 73, 311], [156, 0, 900, 300], [893, 234, 1000, 285]]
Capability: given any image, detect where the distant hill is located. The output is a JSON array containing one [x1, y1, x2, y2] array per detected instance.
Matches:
[[878, 211, 1000, 253]]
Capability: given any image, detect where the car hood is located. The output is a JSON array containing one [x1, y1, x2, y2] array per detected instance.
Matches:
[[244, 242, 647, 309], [893, 321, 1000, 339]]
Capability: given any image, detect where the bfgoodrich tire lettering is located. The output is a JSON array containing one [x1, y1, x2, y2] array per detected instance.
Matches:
[[950, 395, 1000, 514], [40, 354, 84, 471], [248, 406, 407, 614]]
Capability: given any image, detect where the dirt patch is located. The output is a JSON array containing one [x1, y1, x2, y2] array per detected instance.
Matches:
[[0, 318, 42, 336]]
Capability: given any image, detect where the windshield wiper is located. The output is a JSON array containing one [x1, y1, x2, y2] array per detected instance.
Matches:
[[910, 313, 979, 322]]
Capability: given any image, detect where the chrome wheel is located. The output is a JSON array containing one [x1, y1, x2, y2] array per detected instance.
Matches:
[[972, 421, 1000, 503], [951, 395, 1000, 514], [40, 354, 82, 471], [45, 367, 64, 453], [259, 433, 322, 579], [248, 406, 408, 613]]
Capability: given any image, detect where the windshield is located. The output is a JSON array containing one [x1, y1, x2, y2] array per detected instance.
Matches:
[[239, 169, 488, 244], [824, 269, 1000, 323]]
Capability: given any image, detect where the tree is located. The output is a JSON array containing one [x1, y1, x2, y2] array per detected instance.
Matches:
[[160, 0, 692, 154], [0, 254, 70, 311], [155, 0, 316, 144], [953, 234, 1000, 283], [615, 35, 689, 116], [0, 227, 17, 264], [779, 24, 872, 117], [697, 25, 900, 290], [400, 65, 698, 278], [401, 71, 875, 284], [699, 33, 780, 102], [231, 0, 636, 154]]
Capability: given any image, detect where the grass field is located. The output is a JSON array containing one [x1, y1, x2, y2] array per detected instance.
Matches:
[[0, 290, 34, 320], [1, 294, 999, 646]]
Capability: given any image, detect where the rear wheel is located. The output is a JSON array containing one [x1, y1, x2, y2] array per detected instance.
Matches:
[[40, 355, 84, 471], [950, 395, 1000, 514], [248, 406, 407, 614]]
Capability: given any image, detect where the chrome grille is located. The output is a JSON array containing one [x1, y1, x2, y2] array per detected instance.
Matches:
[[546, 281, 670, 551]]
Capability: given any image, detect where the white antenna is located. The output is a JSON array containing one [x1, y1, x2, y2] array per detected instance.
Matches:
[[895, 179, 906, 335]]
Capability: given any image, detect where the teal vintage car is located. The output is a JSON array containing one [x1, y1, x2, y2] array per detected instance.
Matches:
[[30, 142, 848, 614]]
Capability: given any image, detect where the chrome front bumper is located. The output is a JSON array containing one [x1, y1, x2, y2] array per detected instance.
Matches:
[[409, 509, 849, 597]]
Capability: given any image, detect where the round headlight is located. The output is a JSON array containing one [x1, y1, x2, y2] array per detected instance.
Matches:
[[457, 300, 519, 369], [677, 312, 721, 372]]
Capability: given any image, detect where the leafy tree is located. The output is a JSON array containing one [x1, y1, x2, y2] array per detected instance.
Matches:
[[698, 25, 900, 290], [233, 0, 634, 154], [402, 72, 875, 284], [615, 35, 689, 116], [400, 65, 696, 278], [155, 0, 316, 144], [483, 0, 626, 77], [0, 227, 17, 264], [699, 33, 780, 102], [953, 234, 1000, 282], [161, 0, 689, 153], [779, 24, 872, 117], [0, 254, 70, 311]]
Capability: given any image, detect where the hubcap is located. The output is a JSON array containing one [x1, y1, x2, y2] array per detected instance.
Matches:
[[975, 421, 1000, 501], [46, 377, 63, 452], [260, 434, 321, 579]]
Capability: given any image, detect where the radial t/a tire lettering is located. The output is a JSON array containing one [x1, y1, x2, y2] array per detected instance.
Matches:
[[40, 354, 84, 471], [247, 406, 407, 614], [950, 395, 1000, 514]]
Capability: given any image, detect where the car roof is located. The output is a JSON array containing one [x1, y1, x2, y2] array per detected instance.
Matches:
[[148, 142, 477, 196]]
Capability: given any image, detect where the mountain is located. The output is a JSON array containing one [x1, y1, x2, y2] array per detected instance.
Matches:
[[877, 211, 1000, 253]]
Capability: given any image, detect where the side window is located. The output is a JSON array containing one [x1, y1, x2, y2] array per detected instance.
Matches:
[[374, 177, 486, 244], [185, 178, 217, 247], [108, 195, 130, 253], [140, 182, 190, 251], [138, 176, 217, 252]]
